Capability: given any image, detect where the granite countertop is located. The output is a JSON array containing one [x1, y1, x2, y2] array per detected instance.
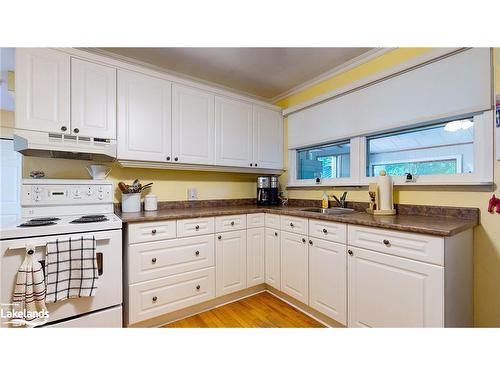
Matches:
[[116, 204, 478, 237]]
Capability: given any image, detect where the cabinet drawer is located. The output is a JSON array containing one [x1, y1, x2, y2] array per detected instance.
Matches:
[[128, 234, 215, 284], [128, 220, 176, 244], [348, 225, 444, 265], [265, 213, 280, 230], [177, 217, 214, 238], [309, 219, 346, 244], [128, 267, 215, 325], [247, 213, 265, 228], [215, 214, 247, 232], [280, 215, 308, 235]]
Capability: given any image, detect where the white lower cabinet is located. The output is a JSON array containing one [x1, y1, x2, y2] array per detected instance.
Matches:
[[247, 227, 265, 287], [265, 228, 281, 290], [347, 246, 444, 328], [280, 231, 309, 304], [216, 229, 247, 296], [309, 237, 347, 325]]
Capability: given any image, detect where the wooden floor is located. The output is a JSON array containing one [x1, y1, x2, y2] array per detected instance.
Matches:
[[162, 292, 325, 328]]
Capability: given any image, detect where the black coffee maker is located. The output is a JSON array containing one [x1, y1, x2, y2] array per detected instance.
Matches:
[[257, 176, 271, 206]]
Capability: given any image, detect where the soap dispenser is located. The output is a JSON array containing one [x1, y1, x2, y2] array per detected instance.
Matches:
[[321, 192, 329, 209]]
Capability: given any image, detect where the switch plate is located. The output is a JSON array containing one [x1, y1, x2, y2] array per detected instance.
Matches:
[[188, 187, 198, 201]]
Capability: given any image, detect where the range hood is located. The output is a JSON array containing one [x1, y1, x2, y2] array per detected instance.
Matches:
[[13, 129, 116, 161]]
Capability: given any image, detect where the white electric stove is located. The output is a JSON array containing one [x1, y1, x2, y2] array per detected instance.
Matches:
[[0, 179, 123, 328]]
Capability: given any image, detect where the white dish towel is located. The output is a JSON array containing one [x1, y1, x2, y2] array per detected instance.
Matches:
[[12, 246, 48, 327], [45, 236, 99, 304]]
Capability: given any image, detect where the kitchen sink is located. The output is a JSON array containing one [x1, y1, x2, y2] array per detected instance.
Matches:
[[300, 207, 355, 215]]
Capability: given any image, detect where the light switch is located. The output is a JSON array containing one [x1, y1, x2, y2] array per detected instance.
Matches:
[[188, 187, 198, 201]]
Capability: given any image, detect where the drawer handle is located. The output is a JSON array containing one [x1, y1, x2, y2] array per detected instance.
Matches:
[[152, 296, 158, 302], [195, 250, 200, 256], [230, 221, 235, 226], [309, 239, 313, 245], [274, 232, 278, 236], [322, 228, 328, 234], [383, 239, 390, 246], [302, 238, 306, 243], [196, 285, 201, 291], [348, 250, 353, 256], [290, 222, 294, 227], [151, 257, 157, 264], [218, 235, 222, 240], [195, 225, 200, 231], [151, 229, 157, 234]]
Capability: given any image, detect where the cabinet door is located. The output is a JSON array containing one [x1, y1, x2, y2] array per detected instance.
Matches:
[[309, 238, 347, 325], [215, 96, 253, 167], [348, 246, 444, 328], [247, 227, 265, 287], [216, 229, 247, 296], [15, 48, 70, 134], [172, 84, 215, 165], [265, 228, 281, 290], [71, 58, 116, 139], [280, 231, 308, 304], [252, 106, 283, 169], [117, 70, 172, 162]]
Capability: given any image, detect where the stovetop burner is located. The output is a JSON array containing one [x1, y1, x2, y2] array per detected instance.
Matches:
[[70, 215, 108, 224], [29, 217, 60, 222], [18, 220, 57, 227]]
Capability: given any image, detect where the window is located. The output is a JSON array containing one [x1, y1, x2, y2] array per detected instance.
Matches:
[[366, 118, 474, 177], [296, 141, 350, 180]]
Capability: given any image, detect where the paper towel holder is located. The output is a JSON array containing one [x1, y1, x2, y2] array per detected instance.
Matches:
[[366, 170, 396, 216]]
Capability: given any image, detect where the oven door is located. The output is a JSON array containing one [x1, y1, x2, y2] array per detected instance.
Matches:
[[0, 229, 122, 327]]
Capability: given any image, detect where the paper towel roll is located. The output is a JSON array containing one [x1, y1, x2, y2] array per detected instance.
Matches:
[[377, 172, 393, 211]]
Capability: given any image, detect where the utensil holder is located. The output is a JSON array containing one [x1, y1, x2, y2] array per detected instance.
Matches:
[[121, 193, 141, 213]]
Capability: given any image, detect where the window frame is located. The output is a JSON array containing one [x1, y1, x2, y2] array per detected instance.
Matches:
[[287, 110, 493, 187]]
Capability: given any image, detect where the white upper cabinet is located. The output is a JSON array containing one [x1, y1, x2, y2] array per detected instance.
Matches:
[[15, 48, 70, 134], [172, 84, 215, 165], [117, 70, 172, 162], [252, 106, 283, 169], [215, 96, 253, 167], [71, 58, 117, 139]]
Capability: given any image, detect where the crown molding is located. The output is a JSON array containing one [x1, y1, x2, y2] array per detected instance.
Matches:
[[269, 48, 393, 104]]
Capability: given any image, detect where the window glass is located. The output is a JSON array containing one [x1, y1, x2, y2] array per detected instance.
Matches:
[[366, 118, 474, 177], [297, 141, 350, 180]]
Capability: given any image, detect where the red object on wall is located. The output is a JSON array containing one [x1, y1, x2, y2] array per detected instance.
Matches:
[[488, 194, 500, 213]]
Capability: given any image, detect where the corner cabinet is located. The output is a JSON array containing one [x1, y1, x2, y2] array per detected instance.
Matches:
[[253, 106, 283, 169], [117, 70, 172, 162], [15, 48, 70, 134]]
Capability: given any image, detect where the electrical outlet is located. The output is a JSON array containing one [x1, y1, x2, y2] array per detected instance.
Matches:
[[188, 187, 198, 201]]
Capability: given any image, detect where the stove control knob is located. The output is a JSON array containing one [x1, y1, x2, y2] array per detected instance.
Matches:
[[97, 186, 103, 192], [86, 188, 93, 196], [34, 194, 41, 202], [73, 189, 80, 197], [34, 187, 42, 193], [98, 193, 104, 200]]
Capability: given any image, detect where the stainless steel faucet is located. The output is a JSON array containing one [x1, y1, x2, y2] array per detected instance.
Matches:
[[331, 192, 348, 208]]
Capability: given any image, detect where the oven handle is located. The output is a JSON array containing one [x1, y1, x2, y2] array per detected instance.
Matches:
[[7, 236, 113, 251]]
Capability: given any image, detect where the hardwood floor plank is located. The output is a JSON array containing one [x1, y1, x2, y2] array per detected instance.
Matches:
[[162, 292, 325, 328]]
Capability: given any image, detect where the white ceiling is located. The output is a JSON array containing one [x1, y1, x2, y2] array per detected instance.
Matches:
[[99, 48, 373, 101]]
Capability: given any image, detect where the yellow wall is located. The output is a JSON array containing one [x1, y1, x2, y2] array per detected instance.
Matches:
[[22, 157, 257, 203], [277, 48, 500, 327]]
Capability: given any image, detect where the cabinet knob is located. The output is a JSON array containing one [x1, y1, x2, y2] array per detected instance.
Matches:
[[152, 296, 158, 302], [166, 156, 171, 161], [348, 250, 353, 256], [73, 128, 79, 134], [383, 239, 390, 246], [151, 229, 157, 234], [230, 221, 235, 226], [174, 157, 179, 161], [250, 163, 253, 167], [274, 232, 278, 236], [322, 228, 328, 234], [60, 126, 67, 132], [151, 257, 157, 264], [302, 238, 306, 243], [195, 225, 200, 230], [196, 285, 201, 291], [309, 240, 313, 245], [290, 222, 294, 227], [218, 235, 222, 240], [255, 163, 258, 167], [195, 250, 200, 256]]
